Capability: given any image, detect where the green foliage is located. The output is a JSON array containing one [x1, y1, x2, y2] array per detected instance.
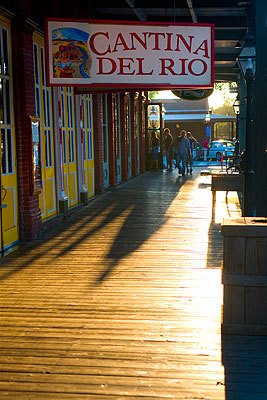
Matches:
[[215, 82, 237, 93], [148, 91, 160, 99], [214, 82, 225, 91], [214, 103, 235, 117]]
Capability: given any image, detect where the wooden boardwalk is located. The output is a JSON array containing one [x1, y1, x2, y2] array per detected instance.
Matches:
[[1, 167, 267, 400]]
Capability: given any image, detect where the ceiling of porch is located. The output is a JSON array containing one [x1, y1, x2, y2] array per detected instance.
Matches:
[[2, 0, 254, 83]]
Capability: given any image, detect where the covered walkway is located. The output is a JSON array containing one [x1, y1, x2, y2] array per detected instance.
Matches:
[[0, 168, 267, 400]]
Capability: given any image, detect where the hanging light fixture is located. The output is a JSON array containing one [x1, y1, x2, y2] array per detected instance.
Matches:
[[237, 33, 256, 79], [233, 95, 240, 115]]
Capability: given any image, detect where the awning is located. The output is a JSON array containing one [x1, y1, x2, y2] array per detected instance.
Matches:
[[163, 113, 235, 123]]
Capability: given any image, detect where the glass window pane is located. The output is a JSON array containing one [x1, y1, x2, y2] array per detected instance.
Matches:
[[45, 130, 49, 167], [2, 29, 9, 75], [69, 131, 74, 162], [35, 87, 40, 117], [61, 94, 65, 127], [1, 128, 6, 174], [33, 44, 39, 85], [0, 78, 4, 124], [49, 131, 53, 167], [68, 95, 73, 128], [5, 79, 10, 124], [46, 130, 52, 167], [7, 128, 13, 173], [88, 131, 93, 160], [63, 131, 67, 163], [43, 90, 47, 125], [41, 47, 45, 85], [83, 135, 86, 161], [88, 99, 91, 130], [0, 30, 2, 73], [46, 89, 51, 127]]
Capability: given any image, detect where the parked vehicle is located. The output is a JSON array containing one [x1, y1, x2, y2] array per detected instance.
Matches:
[[207, 140, 235, 161]]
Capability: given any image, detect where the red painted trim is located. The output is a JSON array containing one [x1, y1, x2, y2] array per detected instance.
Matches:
[[46, 17, 214, 29], [107, 94, 116, 187], [211, 24, 215, 88], [44, 18, 51, 94]]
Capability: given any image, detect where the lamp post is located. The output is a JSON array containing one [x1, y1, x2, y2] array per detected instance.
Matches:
[[233, 95, 240, 140], [237, 34, 256, 216]]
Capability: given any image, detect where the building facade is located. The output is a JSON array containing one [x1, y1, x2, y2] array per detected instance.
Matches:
[[0, 8, 148, 254]]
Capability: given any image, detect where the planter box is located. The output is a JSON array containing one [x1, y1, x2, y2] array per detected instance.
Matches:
[[211, 172, 243, 203], [221, 217, 267, 335]]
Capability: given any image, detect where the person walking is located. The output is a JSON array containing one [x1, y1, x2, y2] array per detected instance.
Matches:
[[202, 136, 210, 161], [150, 131, 160, 171], [163, 128, 173, 170], [170, 132, 181, 172], [187, 131, 197, 173], [177, 130, 191, 176]]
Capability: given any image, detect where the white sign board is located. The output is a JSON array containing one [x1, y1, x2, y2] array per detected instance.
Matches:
[[46, 19, 214, 90]]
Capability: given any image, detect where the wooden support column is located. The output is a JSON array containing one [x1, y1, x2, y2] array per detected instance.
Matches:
[[139, 93, 146, 173], [130, 92, 137, 177], [107, 94, 117, 187], [120, 93, 128, 182], [92, 94, 105, 194]]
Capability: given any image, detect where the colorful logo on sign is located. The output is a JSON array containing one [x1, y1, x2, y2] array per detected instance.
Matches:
[[52, 27, 91, 79]]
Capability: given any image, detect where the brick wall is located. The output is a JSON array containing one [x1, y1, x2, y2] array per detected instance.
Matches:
[[12, 21, 42, 241], [92, 94, 105, 194]]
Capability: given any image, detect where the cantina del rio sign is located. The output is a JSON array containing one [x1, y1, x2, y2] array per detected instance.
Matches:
[[46, 19, 214, 90]]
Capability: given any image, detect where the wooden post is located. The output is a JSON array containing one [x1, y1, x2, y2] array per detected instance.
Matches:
[[221, 217, 267, 335]]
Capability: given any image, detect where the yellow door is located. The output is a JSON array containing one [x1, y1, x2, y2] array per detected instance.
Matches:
[[0, 17, 19, 252], [33, 34, 57, 220], [81, 95, 94, 198], [61, 87, 78, 207]]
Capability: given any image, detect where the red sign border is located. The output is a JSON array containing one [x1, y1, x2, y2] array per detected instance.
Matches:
[[45, 18, 214, 91]]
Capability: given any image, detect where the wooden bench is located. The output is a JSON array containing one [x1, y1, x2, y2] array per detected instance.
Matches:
[[211, 172, 243, 203]]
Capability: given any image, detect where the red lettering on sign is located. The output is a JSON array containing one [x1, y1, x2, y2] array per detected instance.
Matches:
[[188, 59, 207, 75], [117, 58, 135, 75], [97, 57, 116, 74], [159, 58, 176, 75], [89, 32, 111, 56], [136, 58, 153, 75], [179, 58, 189, 75], [148, 32, 166, 50], [129, 32, 149, 50], [175, 35, 194, 53], [193, 39, 209, 58], [113, 33, 131, 53]]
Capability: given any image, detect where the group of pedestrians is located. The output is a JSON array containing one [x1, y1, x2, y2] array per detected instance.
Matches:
[[149, 128, 197, 175], [164, 128, 197, 176]]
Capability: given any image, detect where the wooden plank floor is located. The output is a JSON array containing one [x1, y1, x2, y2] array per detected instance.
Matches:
[[1, 167, 267, 400]]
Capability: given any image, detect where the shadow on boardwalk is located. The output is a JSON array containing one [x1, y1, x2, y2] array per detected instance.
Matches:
[[1, 167, 267, 400], [0, 171, 183, 284]]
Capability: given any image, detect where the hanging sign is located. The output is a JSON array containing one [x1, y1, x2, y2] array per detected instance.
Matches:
[[172, 88, 214, 100], [46, 19, 214, 90]]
